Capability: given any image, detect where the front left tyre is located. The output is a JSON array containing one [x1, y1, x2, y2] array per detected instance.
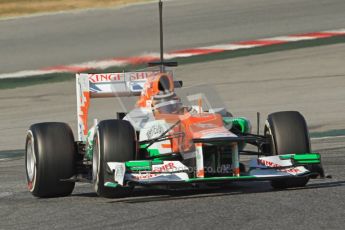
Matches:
[[25, 122, 76, 198]]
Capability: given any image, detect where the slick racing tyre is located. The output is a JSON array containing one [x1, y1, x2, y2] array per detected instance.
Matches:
[[264, 111, 310, 189], [93, 119, 136, 198], [25, 122, 76, 197]]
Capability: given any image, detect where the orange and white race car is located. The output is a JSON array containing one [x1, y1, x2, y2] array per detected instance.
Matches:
[[24, 0, 324, 198], [25, 66, 324, 198]]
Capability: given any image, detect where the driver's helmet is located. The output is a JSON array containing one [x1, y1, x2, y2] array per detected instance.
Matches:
[[152, 90, 183, 114]]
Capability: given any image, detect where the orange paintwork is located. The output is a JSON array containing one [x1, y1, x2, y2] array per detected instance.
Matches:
[[197, 169, 205, 177], [134, 71, 229, 154], [233, 167, 240, 176], [137, 72, 174, 108], [181, 113, 224, 151], [80, 91, 90, 135], [161, 143, 172, 148], [154, 111, 225, 153]]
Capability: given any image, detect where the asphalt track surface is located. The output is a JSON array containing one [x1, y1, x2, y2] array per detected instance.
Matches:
[[1, 0, 345, 74], [1, 43, 345, 229], [0, 142, 344, 230]]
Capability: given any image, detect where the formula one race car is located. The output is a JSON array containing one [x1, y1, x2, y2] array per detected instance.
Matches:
[[25, 68, 325, 198], [25, 1, 324, 198]]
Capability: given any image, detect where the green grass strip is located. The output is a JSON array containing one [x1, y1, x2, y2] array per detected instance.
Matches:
[[0, 150, 24, 159], [310, 129, 345, 138]]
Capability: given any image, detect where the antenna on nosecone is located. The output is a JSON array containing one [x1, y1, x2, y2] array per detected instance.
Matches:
[[148, 0, 178, 72]]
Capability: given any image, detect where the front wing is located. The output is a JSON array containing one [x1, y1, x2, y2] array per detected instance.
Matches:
[[103, 153, 321, 188]]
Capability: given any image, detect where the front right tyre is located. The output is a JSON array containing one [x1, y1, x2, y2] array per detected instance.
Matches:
[[92, 119, 136, 198]]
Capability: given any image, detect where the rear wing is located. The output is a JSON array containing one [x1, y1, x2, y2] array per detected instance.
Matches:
[[76, 71, 181, 141]]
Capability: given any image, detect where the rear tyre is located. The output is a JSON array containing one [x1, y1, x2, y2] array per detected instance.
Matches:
[[93, 119, 136, 198], [264, 111, 310, 189], [25, 122, 76, 197]]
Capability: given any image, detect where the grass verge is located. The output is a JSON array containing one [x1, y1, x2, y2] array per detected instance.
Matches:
[[310, 129, 345, 138], [0, 0, 149, 18]]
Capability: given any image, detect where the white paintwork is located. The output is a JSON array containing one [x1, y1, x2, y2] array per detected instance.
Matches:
[[126, 172, 189, 182], [107, 162, 126, 186]]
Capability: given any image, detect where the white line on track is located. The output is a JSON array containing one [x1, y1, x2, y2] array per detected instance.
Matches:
[[311, 135, 345, 140]]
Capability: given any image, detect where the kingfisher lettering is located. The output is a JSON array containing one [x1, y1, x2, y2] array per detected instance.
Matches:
[[130, 72, 149, 81], [89, 73, 123, 83]]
